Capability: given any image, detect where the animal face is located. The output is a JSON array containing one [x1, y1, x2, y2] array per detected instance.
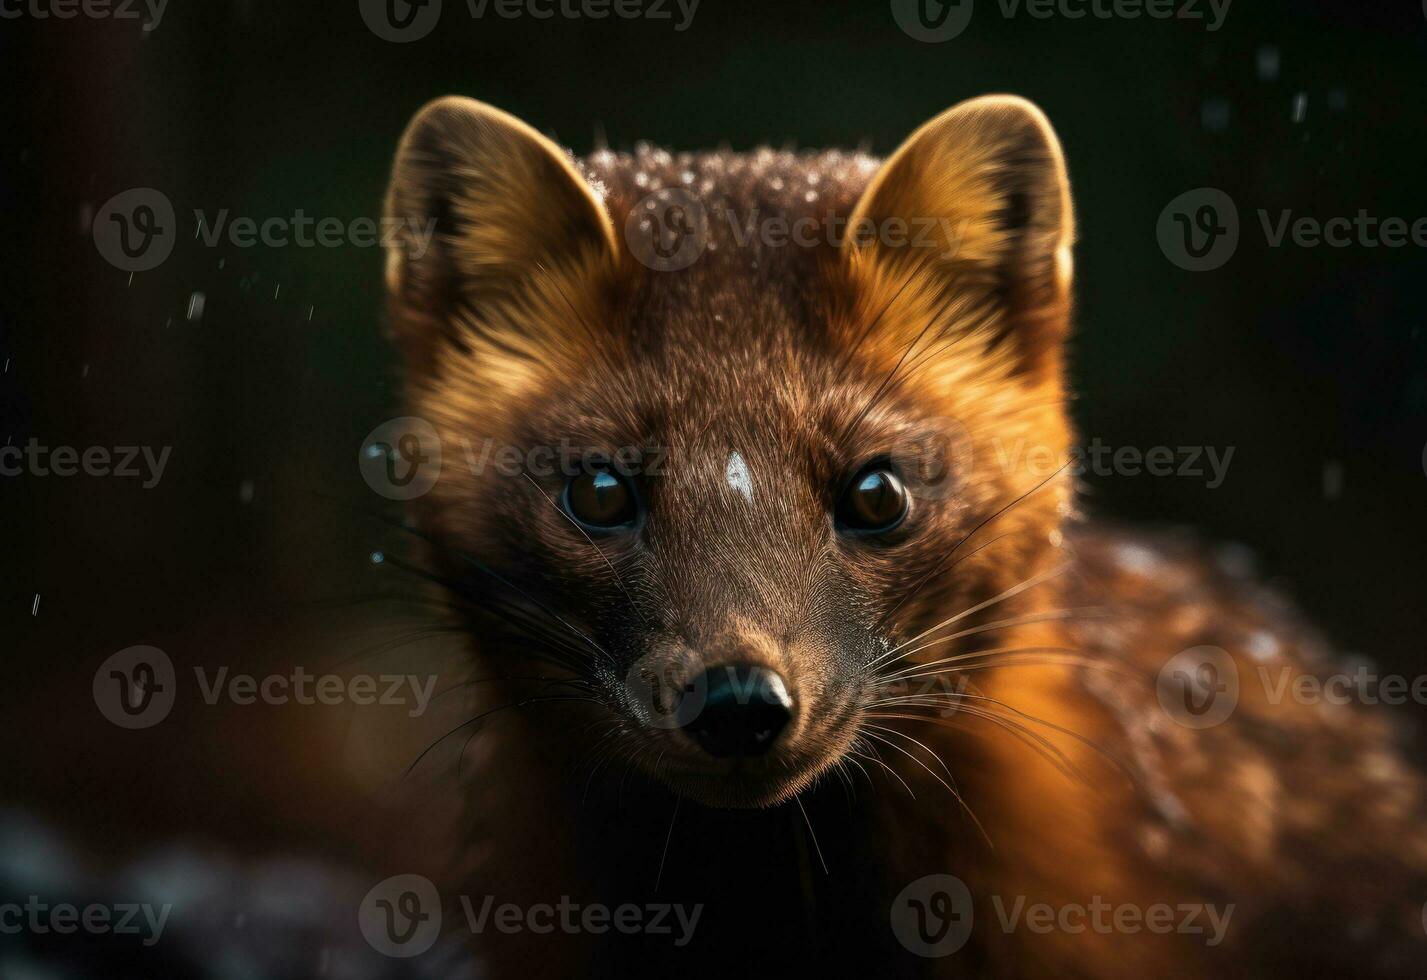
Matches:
[[383, 94, 1076, 807]]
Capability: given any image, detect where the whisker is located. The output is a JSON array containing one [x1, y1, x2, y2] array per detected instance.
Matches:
[[405, 695, 593, 777], [795, 795, 829, 875], [522, 472, 649, 627], [866, 562, 1070, 672], [655, 796, 682, 891], [879, 460, 1074, 630], [859, 728, 991, 847], [869, 707, 1083, 784], [877, 608, 1107, 673]]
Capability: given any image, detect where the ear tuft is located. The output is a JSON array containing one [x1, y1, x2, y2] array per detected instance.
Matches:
[[845, 95, 1074, 379], [383, 96, 618, 374]]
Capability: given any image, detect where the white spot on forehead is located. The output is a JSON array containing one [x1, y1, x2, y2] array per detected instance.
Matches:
[[725, 451, 753, 502]]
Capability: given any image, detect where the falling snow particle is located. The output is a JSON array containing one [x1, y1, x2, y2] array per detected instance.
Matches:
[[370, 551, 385, 565], [1322, 460, 1343, 500], [31, 594, 40, 617], [1291, 93, 1308, 123], [1201, 99, 1230, 133], [1256, 46, 1280, 81], [187, 291, 206, 322]]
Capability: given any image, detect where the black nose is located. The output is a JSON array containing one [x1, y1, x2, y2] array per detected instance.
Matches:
[[685, 664, 794, 758]]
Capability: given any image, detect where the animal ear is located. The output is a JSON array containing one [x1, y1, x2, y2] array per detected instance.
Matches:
[[383, 96, 618, 376], [844, 95, 1074, 380]]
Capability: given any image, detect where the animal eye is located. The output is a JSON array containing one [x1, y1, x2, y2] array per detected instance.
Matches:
[[563, 468, 639, 530], [837, 465, 908, 534]]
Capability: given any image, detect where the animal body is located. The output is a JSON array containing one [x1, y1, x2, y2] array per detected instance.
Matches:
[[378, 94, 1427, 978]]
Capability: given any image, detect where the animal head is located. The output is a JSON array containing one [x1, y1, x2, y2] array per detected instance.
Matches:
[[382, 94, 1076, 807]]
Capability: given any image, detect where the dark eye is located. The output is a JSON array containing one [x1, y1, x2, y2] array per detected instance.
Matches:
[[837, 465, 908, 534], [563, 468, 639, 530]]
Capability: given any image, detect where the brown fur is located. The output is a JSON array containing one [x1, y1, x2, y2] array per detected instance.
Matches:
[[380, 95, 1427, 977]]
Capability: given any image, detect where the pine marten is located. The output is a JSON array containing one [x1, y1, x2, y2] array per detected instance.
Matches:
[[378, 94, 1427, 978]]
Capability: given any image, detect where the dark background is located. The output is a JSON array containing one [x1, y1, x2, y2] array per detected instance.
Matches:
[[3, 0, 1426, 870]]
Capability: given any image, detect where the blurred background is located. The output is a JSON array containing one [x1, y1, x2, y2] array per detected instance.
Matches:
[[2, 0, 1426, 967]]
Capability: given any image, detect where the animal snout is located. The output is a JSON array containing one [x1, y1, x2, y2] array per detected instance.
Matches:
[[685, 664, 794, 758]]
